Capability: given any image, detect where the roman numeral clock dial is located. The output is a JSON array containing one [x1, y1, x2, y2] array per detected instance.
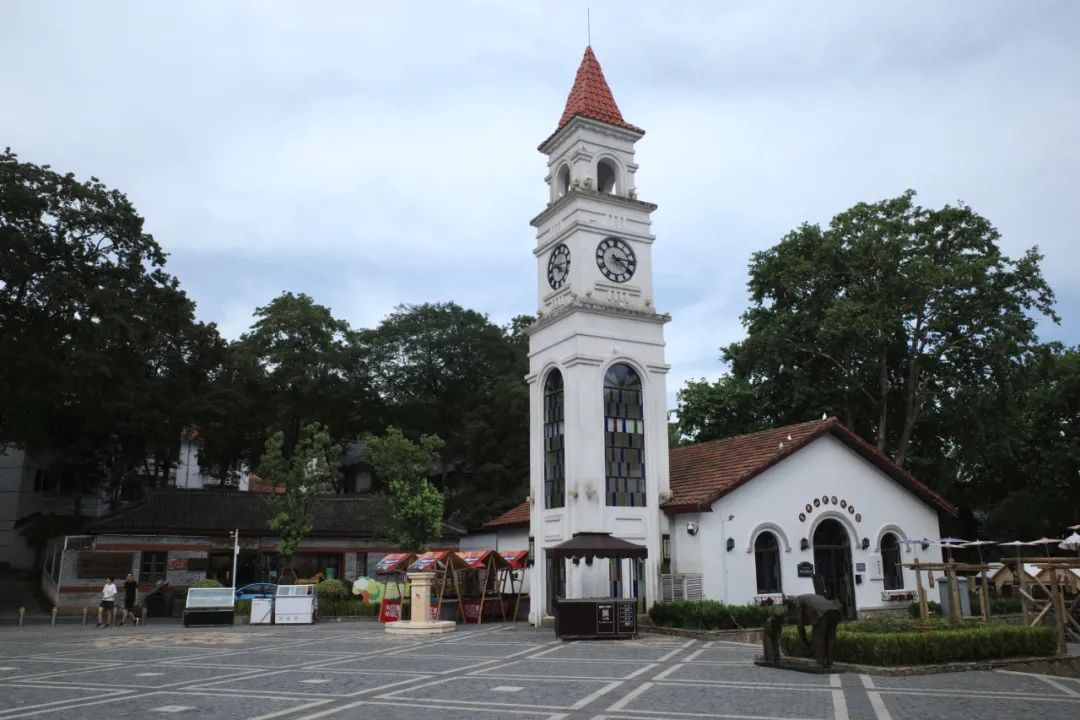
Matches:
[[596, 237, 636, 283], [547, 243, 571, 289]]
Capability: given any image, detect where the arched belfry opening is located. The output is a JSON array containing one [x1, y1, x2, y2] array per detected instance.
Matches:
[[556, 165, 570, 197], [597, 159, 617, 194]]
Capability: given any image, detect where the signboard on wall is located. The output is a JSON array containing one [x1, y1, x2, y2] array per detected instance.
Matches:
[[77, 552, 134, 579], [168, 557, 188, 571], [797, 562, 815, 578]]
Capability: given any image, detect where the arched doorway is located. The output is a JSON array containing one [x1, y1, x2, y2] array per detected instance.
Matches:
[[813, 519, 856, 618]]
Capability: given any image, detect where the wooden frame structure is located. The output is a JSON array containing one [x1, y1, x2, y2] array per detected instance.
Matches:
[[458, 550, 512, 624], [499, 549, 530, 622], [903, 557, 1080, 655], [408, 551, 468, 622]]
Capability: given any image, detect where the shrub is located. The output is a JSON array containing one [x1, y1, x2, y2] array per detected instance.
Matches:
[[779, 623, 1057, 665], [648, 600, 787, 631], [318, 597, 381, 617], [234, 599, 251, 616], [906, 600, 942, 618], [990, 598, 1022, 615], [315, 579, 348, 598], [191, 578, 223, 588]]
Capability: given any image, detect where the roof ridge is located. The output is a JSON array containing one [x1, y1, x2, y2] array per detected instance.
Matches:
[[673, 417, 836, 452]]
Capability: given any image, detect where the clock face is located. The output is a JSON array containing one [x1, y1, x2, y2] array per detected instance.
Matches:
[[547, 243, 571, 289], [595, 237, 636, 283]]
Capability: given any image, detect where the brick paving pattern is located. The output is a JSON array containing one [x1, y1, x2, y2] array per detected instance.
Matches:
[[0, 622, 1077, 719]]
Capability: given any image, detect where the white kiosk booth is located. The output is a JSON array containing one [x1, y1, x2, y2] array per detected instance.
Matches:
[[274, 585, 317, 624]]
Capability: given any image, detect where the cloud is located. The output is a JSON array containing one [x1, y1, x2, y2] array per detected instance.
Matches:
[[3, 0, 1077, 409]]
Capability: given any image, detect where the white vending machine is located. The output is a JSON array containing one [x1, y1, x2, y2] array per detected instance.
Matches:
[[274, 584, 317, 624]]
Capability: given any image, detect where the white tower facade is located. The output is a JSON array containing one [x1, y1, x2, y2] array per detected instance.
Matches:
[[527, 48, 670, 622]]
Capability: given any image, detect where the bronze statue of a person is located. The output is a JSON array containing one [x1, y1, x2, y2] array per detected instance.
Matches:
[[794, 594, 841, 667], [761, 606, 786, 664]]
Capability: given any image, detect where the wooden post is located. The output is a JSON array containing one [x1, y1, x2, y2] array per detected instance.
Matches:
[[947, 563, 962, 620], [979, 567, 991, 622], [1049, 567, 1068, 655], [50, 606, 58, 626], [1018, 561, 1030, 625], [914, 559, 929, 619], [81, 607, 88, 626]]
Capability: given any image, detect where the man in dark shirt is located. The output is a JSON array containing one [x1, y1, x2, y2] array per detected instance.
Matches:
[[119, 572, 138, 626]]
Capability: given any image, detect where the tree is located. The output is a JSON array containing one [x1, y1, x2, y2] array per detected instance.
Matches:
[[0, 148, 226, 507], [365, 426, 445, 552], [356, 304, 529, 527], [675, 191, 1063, 528], [257, 422, 341, 569]]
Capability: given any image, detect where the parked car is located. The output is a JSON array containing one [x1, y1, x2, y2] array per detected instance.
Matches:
[[235, 582, 277, 600]]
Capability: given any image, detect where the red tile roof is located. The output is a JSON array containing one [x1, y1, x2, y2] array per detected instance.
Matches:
[[483, 500, 530, 529], [539, 46, 644, 151], [664, 418, 958, 516]]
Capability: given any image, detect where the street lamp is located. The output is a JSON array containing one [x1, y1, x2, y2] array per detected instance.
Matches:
[[229, 529, 239, 590]]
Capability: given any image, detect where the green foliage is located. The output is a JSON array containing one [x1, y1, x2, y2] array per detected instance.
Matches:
[[990, 598, 1023, 615], [315, 579, 348, 597], [0, 148, 227, 505], [675, 190, 1066, 533], [258, 422, 342, 559], [358, 304, 530, 528], [318, 597, 381, 617], [191, 578, 223, 588], [366, 426, 445, 552], [649, 601, 788, 631], [780, 623, 1057, 665], [235, 599, 251, 616], [907, 600, 943, 618]]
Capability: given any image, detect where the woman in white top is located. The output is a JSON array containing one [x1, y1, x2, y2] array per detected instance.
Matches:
[[96, 577, 118, 627]]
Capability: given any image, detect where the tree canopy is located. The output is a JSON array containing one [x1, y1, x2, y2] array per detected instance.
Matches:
[[676, 190, 1073, 535], [365, 426, 445, 552]]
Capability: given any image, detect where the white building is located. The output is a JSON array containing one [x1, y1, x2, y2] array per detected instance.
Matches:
[[513, 47, 955, 623]]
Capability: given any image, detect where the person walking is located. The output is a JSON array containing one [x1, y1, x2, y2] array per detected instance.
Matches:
[[119, 572, 138, 626], [96, 577, 117, 627]]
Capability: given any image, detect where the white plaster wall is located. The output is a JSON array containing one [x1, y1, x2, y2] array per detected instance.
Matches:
[[671, 434, 944, 613]]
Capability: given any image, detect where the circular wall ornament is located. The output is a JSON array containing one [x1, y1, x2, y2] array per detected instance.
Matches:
[[848, 505, 855, 514], [840, 500, 847, 509], [855, 513, 862, 523], [799, 512, 806, 522], [830, 496, 838, 505], [805, 504, 812, 513], [813, 498, 820, 507], [822, 495, 829, 504]]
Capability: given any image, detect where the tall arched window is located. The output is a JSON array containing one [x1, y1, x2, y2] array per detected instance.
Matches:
[[881, 533, 904, 590], [544, 370, 565, 509], [755, 532, 782, 594], [604, 363, 645, 506]]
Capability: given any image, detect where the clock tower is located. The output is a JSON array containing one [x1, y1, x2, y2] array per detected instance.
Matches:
[[527, 47, 671, 622]]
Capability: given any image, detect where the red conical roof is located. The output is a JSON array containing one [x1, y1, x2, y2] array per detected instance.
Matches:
[[540, 46, 643, 151]]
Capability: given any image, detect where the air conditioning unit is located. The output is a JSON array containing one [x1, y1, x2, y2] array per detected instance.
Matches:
[[661, 573, 703, 602]]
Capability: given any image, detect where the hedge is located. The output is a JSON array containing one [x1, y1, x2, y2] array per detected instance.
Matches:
[[649, 601, 788, 631], [191, 578, 223, 588], [318, 597, 381, 617], [315, 579, 348, 598], [780, 623, 1057, 665], [908, 598, 1023, 618]]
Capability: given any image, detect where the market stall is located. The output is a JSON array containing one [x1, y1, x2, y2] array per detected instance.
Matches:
[[374, 552, 416, 623], [547, 532, 646, 639], [458, 550, 513, 624], [408, 551, 468, 622], [183, 587, 235, 627], [499, 549, 530, 621]]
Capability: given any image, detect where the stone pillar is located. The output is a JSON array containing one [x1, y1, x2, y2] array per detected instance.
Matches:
[[409, 571, 433, 623]]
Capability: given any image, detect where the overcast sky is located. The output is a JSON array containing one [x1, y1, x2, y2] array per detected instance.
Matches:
[[3, 1, 1078, 405]]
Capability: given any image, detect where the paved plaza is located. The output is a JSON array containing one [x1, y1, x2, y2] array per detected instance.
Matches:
[[1, 622, 1078, 720]]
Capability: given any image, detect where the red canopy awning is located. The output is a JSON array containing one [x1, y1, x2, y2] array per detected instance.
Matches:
[[499, 550, 529, 569], [373, 552, 415, 574], [459, 550, 512, 571]]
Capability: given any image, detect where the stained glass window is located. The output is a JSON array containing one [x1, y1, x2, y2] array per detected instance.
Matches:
[[544, 369, 565, 509], [604, 363, 645, 506]]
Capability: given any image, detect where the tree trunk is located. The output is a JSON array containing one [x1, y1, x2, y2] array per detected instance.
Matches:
[[876, 351, 889, 451]]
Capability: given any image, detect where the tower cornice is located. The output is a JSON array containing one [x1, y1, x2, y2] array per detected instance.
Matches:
[[527, 297, 671, 336], [530, 186, 657, 229]]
